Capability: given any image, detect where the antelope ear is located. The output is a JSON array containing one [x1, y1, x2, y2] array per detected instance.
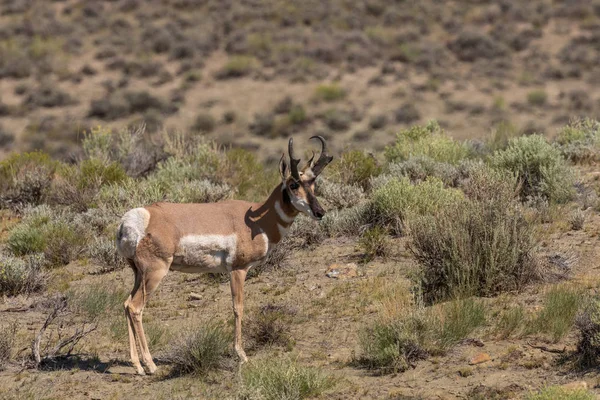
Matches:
[[279, 153, 288, 182]]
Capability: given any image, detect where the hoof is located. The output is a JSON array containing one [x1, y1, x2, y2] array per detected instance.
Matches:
[[145, 363, 158, 375], [134, 365, 146, 376]]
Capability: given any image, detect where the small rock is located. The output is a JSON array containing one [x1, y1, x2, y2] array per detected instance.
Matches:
[[326, 263, 358, 279], [562, 381, 588, 391], [469, 353, 491, 365]]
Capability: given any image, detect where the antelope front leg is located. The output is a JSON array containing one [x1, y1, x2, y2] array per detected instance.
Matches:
[[230, 269, 248, 363]]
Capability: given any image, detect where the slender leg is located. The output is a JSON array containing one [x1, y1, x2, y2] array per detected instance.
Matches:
[[126, 258, 170, 375], [230, 269, 248, 363], [124, 269, 145, 375]]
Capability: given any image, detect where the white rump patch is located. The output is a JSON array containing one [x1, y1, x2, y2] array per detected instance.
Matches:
[[116, 208, 150, 259], [172, 234, 238, 273]]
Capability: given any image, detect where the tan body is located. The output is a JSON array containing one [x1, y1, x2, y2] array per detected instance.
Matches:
[[116, 137, 331, 375]]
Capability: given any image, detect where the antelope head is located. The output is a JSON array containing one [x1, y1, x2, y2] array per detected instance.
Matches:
[[279, 136, 333, 221]]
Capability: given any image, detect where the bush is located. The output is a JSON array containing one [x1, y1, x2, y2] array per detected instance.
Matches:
[[246, 304, 296, 349], [527, 90, 548, 106], [321, 203, 372, 237], [556, 118, 600, 163], [239, 357, 334, 400], [326, 150, 381, 190], [314, 83, 345, 102], [192, 112, 216, 132], [7, 207, 90, 267], [525, 386, 595, 400], [358, 226, 390, 262], [371, 177, 465, 234], [490, 134, 574, 203], [385, 121, 472, 165], [0, 151, 57, 207], [0, 254, 47, 297], [322, 109, 351, 131], [356, 298, 485, 373], [317, 179, 365, 210], [86, 237, 127, 272], [164, 322, 231, 375], [410, 166, 539, 303], [69, 284, 128, 322], [394, 103, 421, 124], [49, 159, 128, 211], [249, 113, 274, 137], [0, 323, 17, 371], [387, 156, 459, 187], [576, 296, 600, 367], [215, 56, 258, 79], [531, 285, 583, 343]]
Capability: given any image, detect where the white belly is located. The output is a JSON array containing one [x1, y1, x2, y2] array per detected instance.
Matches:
[[171, 234, 237, 274]]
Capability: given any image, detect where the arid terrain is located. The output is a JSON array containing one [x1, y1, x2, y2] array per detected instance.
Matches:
[[3, 1, 600, 400]]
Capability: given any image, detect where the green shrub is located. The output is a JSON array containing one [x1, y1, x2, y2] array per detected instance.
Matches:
[[69, 284, 128, 322], [50, 159, 128, 211], [215, 56, 258, 79], [495, 305, 526, 339], [327, 150, 381, 190], [385, 121, 473, 165], [531, 285, 583, 343], [192, 112, 216, 132], [317, 179, 365, 210], [239, 357, 334, 400], [410, 166, 538, 303], [86, 237, 127, 271], [0, 322, 17, 371], [7, 207, 90, 267], [358, 226, 390, 262], [0, 254, 47, 297], [287, 104, 307, 125], [0, 151, 57, 207], [220, 148, 279, 201], [525, 386, 595, 400], [490, 134, 574, 203], [164, 322, 231, 375], [356, 298, 485, 373], [246, 304, 296, 349], [371, 177, 465, 233], [556, 118, 600, 163], [438, 298, 486, 349], [314, 83, 345, 102], [576, 296, 600, 367], [527, 90, 548, 106], [321, 203, 372, 237], [387, 156, 459, 187], [322, 108, 351, 131]]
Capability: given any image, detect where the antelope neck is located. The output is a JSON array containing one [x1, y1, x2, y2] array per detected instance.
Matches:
[[253, 183, 299, 244]]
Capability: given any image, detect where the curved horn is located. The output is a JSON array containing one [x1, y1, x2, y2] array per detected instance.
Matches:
[[309, 135, 333, 176], [305, 151, 316, 169], [288, 138, 301, 180]]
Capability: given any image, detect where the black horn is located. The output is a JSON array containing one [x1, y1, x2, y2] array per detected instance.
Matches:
[[309, 135, 333, 176], [288, 138, 301, 180]]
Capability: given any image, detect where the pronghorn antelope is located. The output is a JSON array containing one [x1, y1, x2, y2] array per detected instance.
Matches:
[[116, 136, 333, 375]]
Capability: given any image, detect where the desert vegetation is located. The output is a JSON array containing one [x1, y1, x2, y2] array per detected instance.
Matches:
[[0, 118, 600, 398], [3, 0, 600, 398]]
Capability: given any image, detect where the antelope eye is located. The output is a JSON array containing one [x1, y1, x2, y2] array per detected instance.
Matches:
[[289, 182, 299, 190]]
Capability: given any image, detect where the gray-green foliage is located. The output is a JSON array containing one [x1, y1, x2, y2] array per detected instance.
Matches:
[[410, 165, 539, 303], [576, 296, 600, 367], [556, 118, 600, 163], [7, 206, 90, 267], [321, 203, 372, 237], [490, 134, 574, 203], [384, 121, 473, 165], [317, 178, 365, 209], [164, 322, 232, 375], [387, 156, 459, 186], [0, 253, 47, 296], [357, 298, 485, 373], [239, 357, 334, 400], [371, 176, 465, 233]]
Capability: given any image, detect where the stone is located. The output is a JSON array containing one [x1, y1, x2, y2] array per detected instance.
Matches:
[[469, 353, 491, 365], [325, 263, 358, 279]]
